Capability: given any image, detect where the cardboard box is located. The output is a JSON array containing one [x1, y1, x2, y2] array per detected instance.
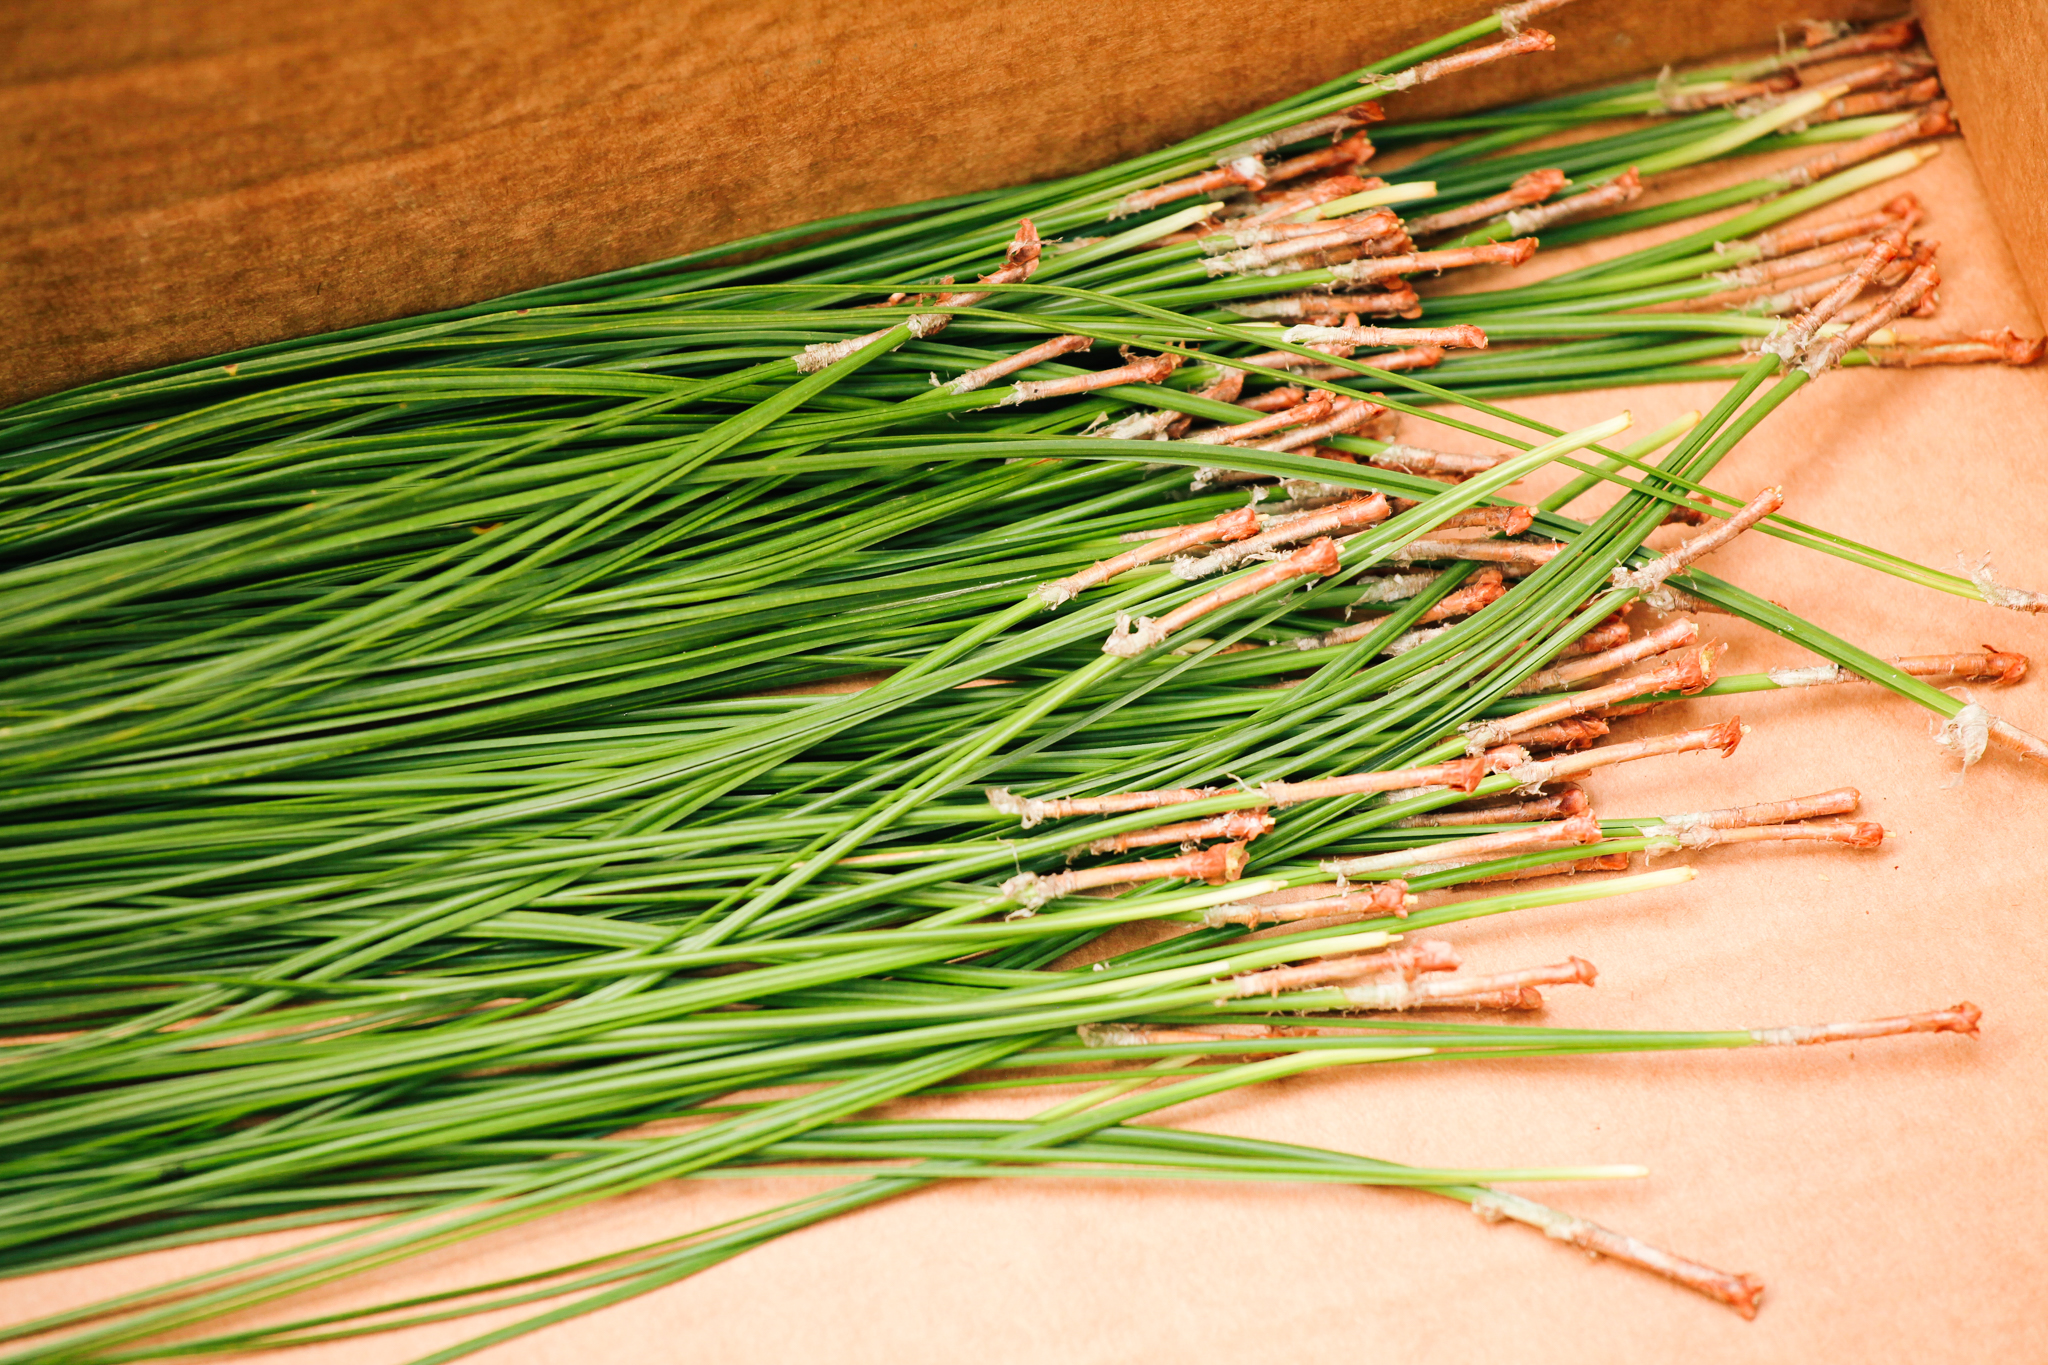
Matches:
[[3, 4, 2045, 1361], [3, 0, 2042, 402]]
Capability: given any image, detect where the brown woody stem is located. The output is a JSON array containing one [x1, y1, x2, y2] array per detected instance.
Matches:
[[1802, 255, 1941, 375], [799, 220, 1042, 371], [1562, 615, 1633, 657], [1654, 787, 1859, 830], [1393, 538, 1565, 569], [1202, 880, 1413, 925], [1499, 169, 1643, 235], [1327, 237, 1539, 286], [1176, 495, 1390, 581], [1036, 505, 1262, 608], [1315, 572, 1503, 647], [1766, 649, 2029, 687], [1613, 486, 1784, 606], [1212, 103, 1383, 164], [1080, 810, 1275, 857], [1263, 132, 1376, 184], [1436, 505, 1536, 535], [1252, 398, 1386, 451], [1336, 955, 1595, 1009], [1726, 193, 1917, 260], [1005, 351, 1184, 404], [1302, 344, 1447, 378], [1113, 163, 1263, 218], [1776, 100, 1953, 190], [1463, 645, 1721, 751], [986, 784, 1227, 829], [1764, 228, 1908, 361], [1865, 329, 2046, 367], [1808, 77, 1943, 123], [1281, 322, 1488, 349], [1262, 753, 1492, 809], [1471, 1191, 1765, 1318], [1320, 811, 1601, 876], [1513, 619, 1700, 695], [1505, 717, 1747, 787], [1405, 168, 1567, 237], [1001, 841, 1250, 910], [1513, 718, 1611, 750], [1238, 175, 1394, 229], [1104, 538, 1342, 657], [1238, 385, 1309, 411], [1204, 212, 1403, 274], [1459, 851, 1631, 884], [1222, 939, 1465, 997], [1661, 70, 1800, 113], [1399, 784, 1588, 827], [1185, 397, 1335, 445], [947, 333, 1094, 395], [1659, 820, 1883, 850], [1790, 16, 1918, 65], [1716, 232, 1894, 288], [1747, 1002, 1981, 1046], [1227, 290, 1421, 321], [1389, 28, 1557, 88]]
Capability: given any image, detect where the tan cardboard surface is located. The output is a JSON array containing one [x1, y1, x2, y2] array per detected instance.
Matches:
[[4, 8, 2047, 1363]]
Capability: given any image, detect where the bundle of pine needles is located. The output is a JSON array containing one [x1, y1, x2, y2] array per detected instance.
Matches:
[[2, 7, 2044, 1359]]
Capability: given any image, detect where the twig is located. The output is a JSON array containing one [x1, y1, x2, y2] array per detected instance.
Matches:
[[1332, 956, 1595, 1010], [946, 334, 1095, 395], [1512, 718, 1611, 750], [1006, 350, 1185, 405], [1260, 752, 1502, 808], [1776, 100, 1954, 189], [1327, 238, 1540, 286], [1458, 851, 1631, 884], [1471, 1191, 1765, 1318], [1405, 169, 1568, 237], [1227, 290, 1421, 321], [1659, 820, 1883, 849], [1392, 538, 1565, 569], [1313, 571, 1504, 647], [1512, 619, 1699, 695], [1036, 505, 1262, 607], [1379, 28, 1558, 93], [1001, 841, 1250, 910], [1800, 254, 1941, 374], [1113, 162, 1265, 218], [1611, 487, 1784, 607], [1721, 193, 1917, 260], [1185, 397, 1336, 445], [1321, 811, 1602, 876], [1748, 1002, 1981, 1046], [988, 784, 1228, 829], [1282, 322, 1488, 350], [1080, 809, 1276, 856], [1651, 787, 1859, 830], [1864, 329, 2045, 368], [1201, 881, 1413, 926], [1105, 538, 1343, 657], [1500, 169, 1643, 235], [1762, 227, 1909, 362], [1504, 718, 1747, 787], [1175, 495, 1390, 581], [1398, 784, 1589, 828]]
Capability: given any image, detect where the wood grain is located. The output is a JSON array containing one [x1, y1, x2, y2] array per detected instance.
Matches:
[[1, 0, 1901, 403]]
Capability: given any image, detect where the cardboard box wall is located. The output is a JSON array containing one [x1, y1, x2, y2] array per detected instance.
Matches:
[[1, 0, 2042, 403]]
